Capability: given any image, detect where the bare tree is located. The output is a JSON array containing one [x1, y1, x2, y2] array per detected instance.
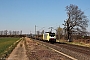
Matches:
[[9, 31, 12, 35], [56, 26, 63, 40], [13, 31, 17, 35], [0, 31, 3, 35], [16, 31, 19, 35], [4, 30, 8, 35], [63, 4, 89, 42], [15, 31, 16, 35]]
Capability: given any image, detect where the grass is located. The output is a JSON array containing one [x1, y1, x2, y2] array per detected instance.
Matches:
[[0, 37, 20, 58], [67, 41, 90, 47], [56, 39, 90, 48]]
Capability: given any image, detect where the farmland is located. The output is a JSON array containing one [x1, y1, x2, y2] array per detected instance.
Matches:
[[0, 37, 20, 57]]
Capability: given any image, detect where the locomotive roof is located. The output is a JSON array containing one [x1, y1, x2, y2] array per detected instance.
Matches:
[[45, 32, 55, 33]]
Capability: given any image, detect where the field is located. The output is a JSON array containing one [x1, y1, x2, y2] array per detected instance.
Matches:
[[0, 37, 20, 57]]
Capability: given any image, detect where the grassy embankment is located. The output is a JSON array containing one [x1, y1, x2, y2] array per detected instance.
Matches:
[[0, 37, 21, 59], [56, 39, 90, 48]]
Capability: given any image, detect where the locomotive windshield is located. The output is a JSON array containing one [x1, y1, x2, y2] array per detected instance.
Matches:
[[49, 33, 55, 37]]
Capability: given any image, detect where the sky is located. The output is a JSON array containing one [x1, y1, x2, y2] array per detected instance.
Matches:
[[0, 0, 90, 34]]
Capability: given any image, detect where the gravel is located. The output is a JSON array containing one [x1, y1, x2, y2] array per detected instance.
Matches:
[[25, 38, 70, 60]]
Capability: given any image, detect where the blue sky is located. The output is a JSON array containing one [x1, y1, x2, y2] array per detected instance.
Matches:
[[0, 0, 90, 34]]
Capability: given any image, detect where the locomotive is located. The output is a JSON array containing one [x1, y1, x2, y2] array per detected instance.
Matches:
[[33, 32, 56, 43], [43, 32, 56, 43]]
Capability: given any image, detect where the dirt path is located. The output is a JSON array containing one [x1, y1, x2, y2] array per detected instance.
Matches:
[[7, 39, 29, 60], [25, 37, 66, 60]]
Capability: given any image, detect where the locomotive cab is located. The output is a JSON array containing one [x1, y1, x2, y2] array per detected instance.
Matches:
[[43, 32, 56, 43], [49, 33, 56, 43]]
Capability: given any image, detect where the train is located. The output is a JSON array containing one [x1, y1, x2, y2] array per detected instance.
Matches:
[[31, 32, 56, 43]]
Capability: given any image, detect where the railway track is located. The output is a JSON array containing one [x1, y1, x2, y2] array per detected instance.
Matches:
[[54, 43, 90, 60], [55, 43, 90, 55], [32, 39, 90, 60]]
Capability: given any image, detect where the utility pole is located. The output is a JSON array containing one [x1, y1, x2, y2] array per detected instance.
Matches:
[[30, 31, 31, 38], [35, 25, 36, 39], [20, 30, 22, 35], [30, 31, 31, 34], [35, 25, 36, 35]]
